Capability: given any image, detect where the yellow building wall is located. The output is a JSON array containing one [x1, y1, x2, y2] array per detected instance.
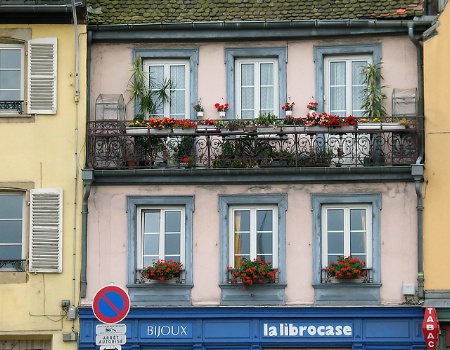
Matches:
[[0, 24, 86, 349], [423, 6, 450, 290]]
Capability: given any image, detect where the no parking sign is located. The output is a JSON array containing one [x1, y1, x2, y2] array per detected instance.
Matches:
[[92, 285, 130, 324]]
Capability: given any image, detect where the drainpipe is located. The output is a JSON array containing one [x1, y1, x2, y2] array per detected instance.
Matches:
[[81, 169, 93, 298], [408, 22, 425, 300]]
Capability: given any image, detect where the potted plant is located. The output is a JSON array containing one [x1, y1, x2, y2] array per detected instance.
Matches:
[[281, 99, 295, 116], [171, 119, 197, 135], [193, 99, 204, 117], [326, 255, 366, 279], [197, 118, 219, 132], [282, 115, 305, 133], [141, 259, 183, 281], [126, 56, 173, 119], [254, 112, 282, 133], [360, 62, 388, 119], [214, 101, 229, 118], [227, 257, 278, 290], [307, 100, 319, 111]]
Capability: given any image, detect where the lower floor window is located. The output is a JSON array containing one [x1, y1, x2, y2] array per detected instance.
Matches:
[[138, 207, 185, 269], [229, 206, 278, 269], [321, 204, 372, 270]]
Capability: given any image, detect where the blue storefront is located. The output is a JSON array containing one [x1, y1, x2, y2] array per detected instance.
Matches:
[[78, 306, 426, 349]]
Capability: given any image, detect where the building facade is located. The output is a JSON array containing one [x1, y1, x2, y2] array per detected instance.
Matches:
[[0, 1, 87, 349], [80, 1, 433, 349], [423, 1, 450, 348]]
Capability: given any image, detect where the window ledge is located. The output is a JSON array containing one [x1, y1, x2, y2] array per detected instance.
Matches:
[[313, 282, 381, 305], [220, 283, 286, 306], [127, 283, 193, 306]]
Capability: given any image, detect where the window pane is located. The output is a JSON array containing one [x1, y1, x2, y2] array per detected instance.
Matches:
[[260, 63, 274, 113], [0, 245, 21, 259], [165, 211, 181, 232], [0, 71, 20, 90], [0, 90, 20, 100], [352, 61, 367, 116], [0, 49, 21, 69], [350, 231, 366, 255], [327, 209, 343, 231], [165, 233, 180, 256], [143, 234, 159, 257], [234, 210, 250, 261], [328, 232, 344, 255], [0, 195, 22, 219], [0, 221, 22, 243], [329, 62, 346, 116], [257, 210, 272, 231], [257, 232, 273, 256], [170, 65, 185, 119], [144, 211, 160, 233], [149, 65, 164, 116], [350, 209, 366, 230], [241, 64, 254, 118]]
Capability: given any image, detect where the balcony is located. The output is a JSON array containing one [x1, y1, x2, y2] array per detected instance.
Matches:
[[86, 116, 421, 172]]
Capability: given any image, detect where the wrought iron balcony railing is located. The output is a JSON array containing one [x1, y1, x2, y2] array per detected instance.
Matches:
[[0, 259, 26, 272], [0, 100, 23, 114], [86, 117, 421, 170], [321, 268, 373, 284]]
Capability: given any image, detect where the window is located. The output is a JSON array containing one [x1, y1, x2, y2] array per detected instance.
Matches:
[[127, 196, 194, 306], [137, 207, 185, 269], [321, 204, 372, 271], [0, 192, 25, 270], [0, 44, 24, 111], [225, 47, 287, 120], [143, 59, 189, 120], [0, 188, 62, 273], [133, 48, 198, 120], [0, 37, 57, 116], [235, 58, 278, 118], [219, 194, 287, 306], [312, 194, 381, 305], [324, 56, 371, 117], [228, 206, 278, 268], [314, 43, 381, 117]]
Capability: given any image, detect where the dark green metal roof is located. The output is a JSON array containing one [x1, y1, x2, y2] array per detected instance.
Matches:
[[86, 0, 424, 25]]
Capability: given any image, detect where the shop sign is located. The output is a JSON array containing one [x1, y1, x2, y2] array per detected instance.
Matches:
[[422, 307, 439, 350], [145, 324, 193, 338], [263, 323, 352, 338]]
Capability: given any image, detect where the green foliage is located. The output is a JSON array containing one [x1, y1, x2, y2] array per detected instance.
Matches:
[[142, 259, 183, 281], [254, 112, 281, 126], [361, 62, 388, 118], [327, 256, 365, 279], [127, 56, 173, 117], [227, 257, 278, 290]]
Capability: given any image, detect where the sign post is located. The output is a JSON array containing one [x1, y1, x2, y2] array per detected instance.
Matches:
[[422, 307, 440, 350]]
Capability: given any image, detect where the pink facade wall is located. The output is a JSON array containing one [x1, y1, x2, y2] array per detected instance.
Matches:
[[89, 36, 418, 121], [84, 182, 418, 306]]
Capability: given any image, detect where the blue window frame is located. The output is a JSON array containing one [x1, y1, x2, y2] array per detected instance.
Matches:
[[126, 196, 194, 306], [219, 194, 287, 305], [312, 193, 382, 305], [225, 47, 287, 120], [133, 48, 199, 119]]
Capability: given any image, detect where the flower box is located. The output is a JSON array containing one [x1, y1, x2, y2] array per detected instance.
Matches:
[[306, 126, 328, 133], [257, 126, 282, 133], [126, 127, 149, 135], [149, 128, 170, 135], [172, 128, 196, 135], [197, 126, 220, 133], [358, 122, 406, 131]]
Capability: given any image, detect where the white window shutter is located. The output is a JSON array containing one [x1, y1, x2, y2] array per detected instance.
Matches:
[[29, 188, 63, 273], [27, 37, 57, 115]]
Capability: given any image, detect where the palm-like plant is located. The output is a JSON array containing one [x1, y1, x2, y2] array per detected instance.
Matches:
[[361, 62, 388, 118], [127, 56, 173, 118]]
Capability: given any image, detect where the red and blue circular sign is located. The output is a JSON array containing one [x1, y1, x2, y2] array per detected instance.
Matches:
[[92, 285, 130, 324]]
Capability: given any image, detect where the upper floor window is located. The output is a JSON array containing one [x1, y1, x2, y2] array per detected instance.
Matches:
[[0, 192, 25, 269], [324, 55, 371, 117], [228, 205, 278, 268], [321, 204, 372, 271], [0, 44, 24, 108], [235, 58, 278, 119], [0, 38, 57, 116], [225, 48, 287, 120], [143, 59, 189, 120], [137, 206, 185, 269]]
